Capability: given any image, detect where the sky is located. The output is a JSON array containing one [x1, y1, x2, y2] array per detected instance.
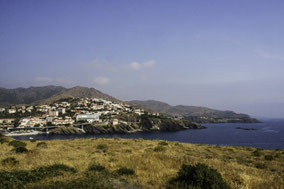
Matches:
[[1, 0, 284, 118]]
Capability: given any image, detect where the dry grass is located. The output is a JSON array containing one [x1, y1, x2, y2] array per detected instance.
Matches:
[[0, 138, 283, 189]]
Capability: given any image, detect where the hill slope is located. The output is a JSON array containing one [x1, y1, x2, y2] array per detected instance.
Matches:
[[0, 86, 120, 106], [0, 137, 283, 188], [37, 86, 120, 105], [0, 86, 65, 106], [128, 100, 259, 123]]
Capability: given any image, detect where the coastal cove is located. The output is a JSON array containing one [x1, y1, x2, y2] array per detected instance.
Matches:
[[13, 119, 284, 150]]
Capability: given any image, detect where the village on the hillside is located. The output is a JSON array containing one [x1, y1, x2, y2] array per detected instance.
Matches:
[[0, 97, 156, 136]]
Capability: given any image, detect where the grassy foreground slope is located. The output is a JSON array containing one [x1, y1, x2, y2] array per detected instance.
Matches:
[[0, 137, 283, 189]]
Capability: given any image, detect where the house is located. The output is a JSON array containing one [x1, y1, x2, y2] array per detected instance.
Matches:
[[58, 108, 66, 114], [8, 109, 16, 114], [134, 109, 144, 115], [0, 118, 15, 124], [48, 109, 59, 117], [112, 119, 119, 126]]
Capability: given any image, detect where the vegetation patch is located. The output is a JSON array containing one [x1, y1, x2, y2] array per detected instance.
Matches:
[[252, 150, 262, 157], [2, 157, 19, 166], [115, 167, 135, 176], [153, 146, 166, 152], [15, 146, 28, 153], [36, 142, 48, 148], [255, 163, 267, 169], [0, 164, 76, 188], [88, 164, 106, 172], [8, 140, 26, 148], [158, 141, 169, 146], [30, 172, 139, 189], [0, 135, 10, 144], [264, 155, 274, 161], [168, 163, 231, 189], [30, 139, 38, 143], [97, 144, 108, 151]]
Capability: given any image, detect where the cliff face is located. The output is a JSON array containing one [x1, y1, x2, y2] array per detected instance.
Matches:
[[49, 118, 205, 135]]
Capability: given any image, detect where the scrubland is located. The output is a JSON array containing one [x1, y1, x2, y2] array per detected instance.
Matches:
[[0, 136, 283, 189]]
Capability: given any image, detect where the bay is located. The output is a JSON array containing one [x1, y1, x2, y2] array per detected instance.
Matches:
[[13, 119, 284, 149]]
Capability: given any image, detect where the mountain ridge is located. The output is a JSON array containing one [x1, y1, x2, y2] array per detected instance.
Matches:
[[0, 86, 258, 123], [0, 85, 120, 106], [128, 100, 259, 123]]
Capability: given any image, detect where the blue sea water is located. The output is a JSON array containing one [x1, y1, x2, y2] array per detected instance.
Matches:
[[13, 119, 284, 149]]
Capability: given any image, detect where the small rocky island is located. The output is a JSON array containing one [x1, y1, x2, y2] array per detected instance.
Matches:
[[236, 127, 257, 131]]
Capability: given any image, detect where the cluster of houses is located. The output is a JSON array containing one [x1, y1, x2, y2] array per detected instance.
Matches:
[[0, 97, 145, 131]]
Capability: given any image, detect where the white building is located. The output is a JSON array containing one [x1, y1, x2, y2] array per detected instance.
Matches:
[[8, 109, 16, 114], [76, 114, 100, 123]]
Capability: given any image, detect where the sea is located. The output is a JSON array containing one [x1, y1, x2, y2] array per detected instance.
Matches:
[[12, 119, 284, 150]]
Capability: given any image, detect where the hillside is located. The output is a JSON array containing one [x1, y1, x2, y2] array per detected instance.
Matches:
[[37, 86, 120, 105], [0, 86, 120, 106], [0, 136, 283, 188], [0, 86, 65, 106], [128, 100, 259, 123]]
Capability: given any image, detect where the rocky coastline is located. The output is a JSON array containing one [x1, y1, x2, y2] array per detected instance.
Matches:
[[49, 118, 205, 135]]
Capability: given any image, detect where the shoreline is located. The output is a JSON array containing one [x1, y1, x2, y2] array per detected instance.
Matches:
[[3, 131, 46, 136]]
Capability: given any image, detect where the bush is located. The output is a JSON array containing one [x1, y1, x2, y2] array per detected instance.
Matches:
[[264, 155, 274, 161], [88, 164, 106, 172], [0, 137, 9, 144], [116, 167, 135, 175], [8, 140, 26, 148], [255, 163, 267, 169], [158, 141, 169, 146], [97, 144, 107, 151], [2, 157, 19, 166], [169, 163, 231, 189], [37, 142, 48, 148], [153, 146, 166, 152], [0, 164, 76, 188], [30, 139, 38, 143], [15, 146, 28, 153], [252, 150, 261, 157]]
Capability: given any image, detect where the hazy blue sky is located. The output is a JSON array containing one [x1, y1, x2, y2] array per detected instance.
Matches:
[[1, 0, 284, 118]]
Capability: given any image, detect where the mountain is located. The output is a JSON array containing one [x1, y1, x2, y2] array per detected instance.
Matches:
[[128, 100, 259, 123], [0, 86, 65, 106], [0, 86, 120, 107], [37, 86, 120, 105]]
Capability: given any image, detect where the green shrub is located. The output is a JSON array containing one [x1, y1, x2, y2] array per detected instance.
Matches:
[[252, 150, 261, 157], [264, 155, 274, 161], [124, 149, 132, 153], [97, 144, 107, 151], [115, 167, 135, 175], [0, 164, 76, 188], [9, 140, 26, 148], [169, 163, 231, 189], [30, 139, 38, 143], [2, 157, 19, 166], [255, 163, 267, 169], [88, 164, 106, 172], [15, 146, 28, 153], [36, 142, 48, 148], [0, 136, 9, 144], [31, 171, 140, 189], [158, 141, 169, 146], [153, 146, 166, 152]]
